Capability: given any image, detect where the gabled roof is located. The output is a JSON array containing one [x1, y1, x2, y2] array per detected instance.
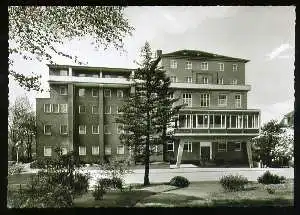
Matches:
[[161, 49, 250, 63]]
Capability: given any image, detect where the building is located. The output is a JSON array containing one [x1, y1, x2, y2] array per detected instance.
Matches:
[[280, 110, 294, 128], [36, 49, 260, 167]]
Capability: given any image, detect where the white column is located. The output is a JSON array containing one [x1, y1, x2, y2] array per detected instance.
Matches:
[[176, 140, 184, 168], [100, 71, 103, 78], [196, 114, 198, 128], [68, 67, 72, 76], [246, 115, 248, 128], [190, 114, 192, 129], [221, 114, 223, 128], [229, 115, 231, 128]]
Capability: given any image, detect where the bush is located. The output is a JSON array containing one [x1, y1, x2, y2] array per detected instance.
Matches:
[[264, 185, 276, 194], [169, 176, 190, 188], [93, 182, 106, 200], [8, 163, 24, 175], [257, 171, 286, 184], [73, 172, 90, 195], [219, 174, 249, 191]]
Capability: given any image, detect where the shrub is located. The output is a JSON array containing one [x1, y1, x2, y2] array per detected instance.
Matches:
[[93, 182, 106, 200], [219, 174, 249, 191], [257, 171, 286, 184], [8, 163, 24, 175], [169, 176, 190, 188], [73, 172, 90, 195], [264, 185, 276, 194]]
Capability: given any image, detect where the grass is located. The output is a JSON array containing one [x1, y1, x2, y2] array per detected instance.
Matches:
[[8, 173, 36, 185]]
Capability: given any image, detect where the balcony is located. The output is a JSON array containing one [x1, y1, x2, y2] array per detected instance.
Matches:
[[174, 128, 259, 137], [170, 82, 251, 91]]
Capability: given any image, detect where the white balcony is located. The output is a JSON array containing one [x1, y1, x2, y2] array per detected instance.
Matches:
[[170, 82, 251, 91]]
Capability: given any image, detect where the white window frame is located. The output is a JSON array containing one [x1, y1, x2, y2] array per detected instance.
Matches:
[[184, 76, 193, 83], [170, 60, 177, 69], [44, 125, 51, 135], [61, 147, 68, 155], [44, 104, 52, 113], [60, 86, 68, 95], [78, 88, 85, 97], [92, 125, 100, 134], [218, 78, 224, 85], [218, 94, 227, 106], [104, 106, 111, 114], [105, 146, 112, 155], [170, 76, 177, 83], [79, 146, 86, 156], [183, 141, 192, 152], [203, 77, 209, 84], [117, 90, 124, 98], [104, 89, 111, 98], [153, 145, 159, 153], [167, 142, 174, 152], [235, 94, 242, 108], [60, 125, 68, 135], [185, 61, 192, 70], [232, 79, 238, 85], [59, 104, 68, 113], [218, 142, 227, 152], [234, 142, 242, 152], [92, 146, 100, 155], [60, 70, 68, 76], [104, 125, 111, 134], [182, 93, 192, 107], [79, 105, 86, 114], [117, 124, 124, 134], [117, 106, 123, 114], [219, 63, 224, 71], [92, 105, 98, 114], [196, 114, 209, 128], [52, 104, 59, 113], [78, 125, 86, 135], [117, 145, 125, 155], [92, 88, 98, 97], [201, 62, 208, 70], [44, 146, 52, 157], [200, 93, 210, 107], [233, 64, 238, 72]]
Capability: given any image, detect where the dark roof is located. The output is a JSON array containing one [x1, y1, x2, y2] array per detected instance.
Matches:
[[47, 64, 136, 73], [161, 49, 250, 63]]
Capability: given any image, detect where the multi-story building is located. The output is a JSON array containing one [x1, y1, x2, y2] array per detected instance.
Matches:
[[36, 49, 260, 167]]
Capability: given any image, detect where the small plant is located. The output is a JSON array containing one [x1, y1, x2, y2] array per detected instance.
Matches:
[[265, 185, 276, 194], [257, 171, 286, 184], [73, 172, 90, 195], [93, 180, 107, 200], [169, 176, 190, 188], [8, 163, 24, 175], [219, 174, 249, 191]]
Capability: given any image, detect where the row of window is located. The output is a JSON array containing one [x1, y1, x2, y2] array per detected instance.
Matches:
[[57, 69, 128, 79], [170, 76, 238, 85], [170, 60, 238, 72], [178, 114, 260, 129], [78, 88, 124, 98], [44, 104, 68, 113], [166, 142, 241, 152], [182, 93, 242, 108], [43, 145, 125, 157], [78, 105, 123, 114], [43, 124, 124, 135]]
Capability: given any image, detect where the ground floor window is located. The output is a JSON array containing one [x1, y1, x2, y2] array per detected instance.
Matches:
[[234, 142, 241, 151], [105, 146, 111, 155], [79, 146, 86, 155], [167, 142, 174, 152], [44, 146, 52, 156], [183, 141, 192, 152], [92, 146, 100, 155], [218, 142, 226, 152], [61, 147, 68, 155], [117, 145, 125, 155]]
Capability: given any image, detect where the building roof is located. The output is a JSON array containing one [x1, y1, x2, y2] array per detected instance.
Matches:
[[280, 110, 294, 127], [161, 49, 250, 63], [47, 64, 136, 73]]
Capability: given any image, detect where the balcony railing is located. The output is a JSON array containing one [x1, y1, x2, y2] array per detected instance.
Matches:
[[174, 128, 259, 136], [170, 82, 251, 91]]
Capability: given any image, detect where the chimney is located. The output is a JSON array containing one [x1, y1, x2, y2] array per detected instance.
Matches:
[[156, 49, 162, 58]]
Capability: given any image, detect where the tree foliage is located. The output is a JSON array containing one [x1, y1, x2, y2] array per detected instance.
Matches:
[[116, 42, 183, 185], [9, 6, 134, 91]]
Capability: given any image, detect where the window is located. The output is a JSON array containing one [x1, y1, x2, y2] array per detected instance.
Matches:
[[153, 145, 159, 153], [218, 95, 227, 106], [60, 86, 68, 95], [79, 125, 86, 134], [170, 60, 177, 69], [79, 146, 86, 155], [105, 146, 111, 155], [104, 106, 111, 114], [60, 125, 68, 135], [167, 142, 174, 152], [185, 61, 192, 70], [168, 92, 174, 99], [104, 89, 111, 97], [52, 104, 59, 113], [92, 74, 99, 78], [233, 64, 238, 72], [232, 79, 238, 85], [44, 104, 52, 113], [92, 88, 98, 97], [170, 76, 177, 83], [60, 70, 68, 76], [78, 73, 86, 77], [203, 77, 209, 84], [213, 115, 226, 128], [237, 115, 243, 128], [61, 147, 68, 155], [234, 142, 241, 151], [231, 115, 237, 128], [79, 105, 86, 113], [219, 63, 224, 71], [201, 62, 208, 70], [235, 94, 241, 108], [92, 146, 100, 155], [104, 125, 110, 134], [200, 94, 210, 107], [78, 88, 85, 97], [117, 145, 125, 154], [92, 106, 98, 114], [218, 78, 224, 85], [183, 141, 192, 152], [179, 115, 192, 128], [184, 76, 192, 83], [44, 125, 51, 135], [218, 142, 227, 152], [117, 90, 123, 98], [59, 104, 68, 113], [92, 125, 100, 134], [44, 147, 52, 156], [117, 124, 124, 134], [117, 106, 123, 114], [197, 114, 209, 128], [182, 93, 192, 107]]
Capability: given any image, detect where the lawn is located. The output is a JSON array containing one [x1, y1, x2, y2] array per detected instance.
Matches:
[[7, 173, 36, 185]]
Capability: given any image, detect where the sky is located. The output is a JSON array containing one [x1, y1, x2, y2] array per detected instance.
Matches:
[[9, 6, 295, 124]]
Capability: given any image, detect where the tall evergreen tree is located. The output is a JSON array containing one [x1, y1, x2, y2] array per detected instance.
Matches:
[[116, 42, 184, 185]]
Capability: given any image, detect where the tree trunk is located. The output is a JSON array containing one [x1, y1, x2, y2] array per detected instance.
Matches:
[[144, 112, 150, 186]]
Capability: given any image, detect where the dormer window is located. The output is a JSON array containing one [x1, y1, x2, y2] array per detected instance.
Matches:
[[185, 61, 192, 70], [201, 62, 208, 70], [170, 60, 177, 69]]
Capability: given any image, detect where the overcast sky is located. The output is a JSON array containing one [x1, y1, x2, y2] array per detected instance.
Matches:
[[9, 6, 295, 124]]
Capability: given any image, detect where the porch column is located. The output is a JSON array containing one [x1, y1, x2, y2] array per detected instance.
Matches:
[[176, 140, 184, 168], [246, 141, 253, 168]]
